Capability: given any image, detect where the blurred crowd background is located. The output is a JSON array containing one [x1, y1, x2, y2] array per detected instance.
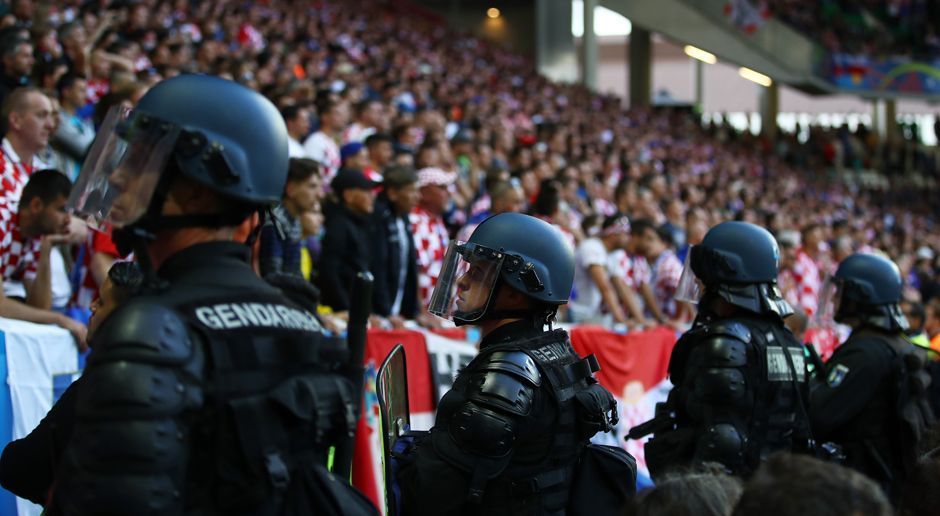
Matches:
[[0, 0, 935, 349]]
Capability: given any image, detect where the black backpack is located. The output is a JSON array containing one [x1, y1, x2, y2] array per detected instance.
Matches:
[[567, 443, 637, 516], [890, 338, 937, 476]]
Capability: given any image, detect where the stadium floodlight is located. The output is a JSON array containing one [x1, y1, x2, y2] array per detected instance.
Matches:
[[738, 67, 773, 87], [683, 45, 716, 64], [487, 7, 501, 19]]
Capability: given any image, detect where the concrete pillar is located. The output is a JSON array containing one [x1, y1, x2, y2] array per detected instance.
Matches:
[[581, 0, 598, 90], [536, 0, 577, 83], [875, 99, 899, 144], [759, 82, 779, 140], [885, 98, 898, 144], [694, 59, 704, 113], [629, 26, 652, 108]]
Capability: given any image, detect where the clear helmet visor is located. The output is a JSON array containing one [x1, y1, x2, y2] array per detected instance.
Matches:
[[675, 248, 704, 304], [814, 277, 840, 326], [428, 241, 504, 323], [67, 105, 180, 229]]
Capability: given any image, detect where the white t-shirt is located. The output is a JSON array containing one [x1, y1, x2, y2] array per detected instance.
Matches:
[[302, 131, 341, 184], [3, 246, 72, 309], [569, 237, 609, 319], [288, 137, 308, 159]]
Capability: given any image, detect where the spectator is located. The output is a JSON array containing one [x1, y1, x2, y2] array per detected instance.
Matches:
[[0, 169, 85, 347], [776, 229, 801, 311], [661, 197, 687, 249], [342, 98, 382, 143], [281, 103, 311, 159], [340, 141, 369, 171], [450, 128, 477, 205], [1, 87, 55, 204], [410, 167, 454, 313], [732, 454, 892, 516], [925, 299, 940, 353], [370, 165, 420, 326], [0, 36, 33, 107], [316, 168, 379, 312], [71, 227, 122, 311], [457, 179, 524, 241], [56, 21, 87, 79], [625, 470, 742, 516], [792, 223, 825, 316], [303, 97, 347, 183], [364, 132, 393, 175], [259, 158, 321, 278], [633, 218, 688, 327], [676, 206, 708, 264], [568, 213, 630, 325], [529, 178, 576, 249], [51, 72, 93, 180], [901, 299, 931, 350]]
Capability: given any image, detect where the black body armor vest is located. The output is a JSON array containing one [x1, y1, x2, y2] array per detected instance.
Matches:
[[52, 242, 375, 516], [430, 328, 612, 515], [645, 315, 811, 478]]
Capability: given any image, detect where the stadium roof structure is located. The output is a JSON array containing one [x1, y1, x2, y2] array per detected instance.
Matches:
[[603, 0, 935, 100]]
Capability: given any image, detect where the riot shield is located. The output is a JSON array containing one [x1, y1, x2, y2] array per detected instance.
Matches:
[[377, 344, 410, 516]]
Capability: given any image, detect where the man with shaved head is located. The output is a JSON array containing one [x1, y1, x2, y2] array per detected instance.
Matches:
[[1, 87, 56, 206]]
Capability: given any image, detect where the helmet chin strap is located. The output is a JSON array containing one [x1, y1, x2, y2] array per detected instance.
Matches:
[[111, 163, 258, 292]]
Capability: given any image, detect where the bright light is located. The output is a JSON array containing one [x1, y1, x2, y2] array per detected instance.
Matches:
[[572, 0, 632, 37], [738, 67, 773, 87], [683, 45, 716, 64], [487, 7, 500, 19]]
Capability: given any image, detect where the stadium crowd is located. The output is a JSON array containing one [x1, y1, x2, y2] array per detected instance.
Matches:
[[0, 0, 935, 344], [768, 0, 940, 59], [0, 0, 936, 514]]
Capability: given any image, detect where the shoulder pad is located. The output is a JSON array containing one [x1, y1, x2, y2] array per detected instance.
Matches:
[[693, 321, 751, 368], [90, 300, 196, 366], [705, 321, 752, 343], [477, 350, 542, 387]]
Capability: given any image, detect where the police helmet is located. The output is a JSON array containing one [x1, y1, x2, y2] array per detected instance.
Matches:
[[831, 253, 907, 331], [69, 74, 288, 230], [429, 213, 574, 326], [680, 221, 792, 318]]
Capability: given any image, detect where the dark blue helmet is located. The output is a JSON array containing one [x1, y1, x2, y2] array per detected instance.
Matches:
[[832, 253, 907, 331], [467, 212, 574, 307], [430, 213, 574, 326], [690, 221, 792, 318], [133, 74, 288, 206]]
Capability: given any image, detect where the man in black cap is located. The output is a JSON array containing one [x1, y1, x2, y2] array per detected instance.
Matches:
[[317, 167, 380, 313]]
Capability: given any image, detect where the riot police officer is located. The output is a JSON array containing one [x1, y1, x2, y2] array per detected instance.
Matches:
[[810, 253, 935, 502], [48, 75, 376, 515], [631, 221, 811, 479], [396, 212, 628, 515]]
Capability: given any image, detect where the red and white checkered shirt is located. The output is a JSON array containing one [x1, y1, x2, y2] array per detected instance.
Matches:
[[792, 249, 822, 316], [303, 131, 341, 185], [615, 251, 651, 289], [650, 249, 683, 318], [0, 200, 40, 285], [410, 206, 449, 309], [73, 229, 123, 308], [1, 138, 34, 208]]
